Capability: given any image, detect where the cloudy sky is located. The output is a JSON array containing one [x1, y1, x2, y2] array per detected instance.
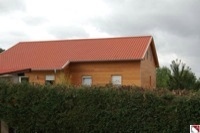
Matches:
[[0, 0, 200, 77]]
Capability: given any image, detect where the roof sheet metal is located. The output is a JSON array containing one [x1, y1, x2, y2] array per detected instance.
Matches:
[[0, 36, 159, 74]]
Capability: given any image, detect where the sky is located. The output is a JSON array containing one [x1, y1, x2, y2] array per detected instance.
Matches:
[[0, 0, 200, 78]]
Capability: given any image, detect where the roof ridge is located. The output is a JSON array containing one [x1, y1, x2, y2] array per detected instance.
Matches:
[[19, 35, 152, 43]]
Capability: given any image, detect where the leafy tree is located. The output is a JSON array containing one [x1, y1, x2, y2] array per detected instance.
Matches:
[[0, 48, 4, 53], [194, 78, 200, 90], [168, 59, 197, 90], [156, 66, 171, 88]]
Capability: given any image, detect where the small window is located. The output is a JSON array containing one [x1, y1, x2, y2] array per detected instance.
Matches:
[[45, 80, 54, 85], [45, 75, 55, 85], [19, 76, 29, 83], [112, 75, 122, 85], [82, 76, 92, 86]]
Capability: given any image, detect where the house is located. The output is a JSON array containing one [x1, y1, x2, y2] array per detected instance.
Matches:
[[0, 36, 159, 88]]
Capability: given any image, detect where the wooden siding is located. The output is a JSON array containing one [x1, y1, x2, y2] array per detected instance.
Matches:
[[140, 43, 157, 88], [25, 58, 157, 88], [25, 70, 59, 84], [69, 61, 141, 86]]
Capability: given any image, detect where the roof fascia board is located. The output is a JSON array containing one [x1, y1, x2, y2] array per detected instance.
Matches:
[[151, 39, 159, 67], [30, 60, 142, 71], [141, 36, 152, 59], [61, 61, 70, 69], [31, 68, 62, 71], [70, 59, 142, 63], [0, 68, 31, 75], [140, 36, 159, 67]]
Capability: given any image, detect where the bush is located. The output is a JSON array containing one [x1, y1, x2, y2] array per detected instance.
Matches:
[[0, 82, 200, 132]]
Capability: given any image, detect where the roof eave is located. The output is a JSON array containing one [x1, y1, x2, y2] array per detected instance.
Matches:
[[141, 36, 159, 67], [31, 68, 63, 71], [150, 38, 159, 67], [0, 68, 31, 75], [23, 59, 144, 71], [61, 61, 70, 69], [70, 59, 142, 63]]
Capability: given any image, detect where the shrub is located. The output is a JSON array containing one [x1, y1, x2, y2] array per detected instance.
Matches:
[[0, 82, 200, 132]]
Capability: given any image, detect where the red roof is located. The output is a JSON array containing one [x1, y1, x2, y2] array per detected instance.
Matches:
[[0, 36, 159, 74]]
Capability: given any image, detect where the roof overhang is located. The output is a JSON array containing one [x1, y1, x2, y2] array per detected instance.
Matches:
[[69, 59, 142, 63], [0, 59, 149, 75], [59, 59, 142, 70], [0, 68, 31, 75], [61, 61, 70, 69], [142, 36, 159, 67], [32, 59, 142, 71], [150, 38, 159, 67]]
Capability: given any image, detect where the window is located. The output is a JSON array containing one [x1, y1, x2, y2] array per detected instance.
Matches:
[[82, 76, 92, 86], [45, 75, 55, 85], [112, 75, 122, 85], [19, 76, 29, 83]]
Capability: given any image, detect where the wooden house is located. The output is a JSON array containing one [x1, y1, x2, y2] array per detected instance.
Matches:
[[0, 36, 159, 88]]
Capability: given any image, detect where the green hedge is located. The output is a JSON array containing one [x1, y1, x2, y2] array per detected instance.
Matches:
[[0, 81, 200, 132]]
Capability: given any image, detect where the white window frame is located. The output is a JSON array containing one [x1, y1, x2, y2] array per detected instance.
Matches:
[[45, 75, 55, 85], [82, 76, 92, 86], [111, 75, 122, 85], [45, 75, 55, 81]]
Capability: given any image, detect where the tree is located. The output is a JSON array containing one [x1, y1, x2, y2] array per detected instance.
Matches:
[[194, 78, 200, 90], [156, 66, 171, 88], [0, 48, 4, 53], [168, 59, 197, 90]]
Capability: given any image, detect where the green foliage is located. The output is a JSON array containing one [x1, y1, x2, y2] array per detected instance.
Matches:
[[1, 82, 200, 132], [157, 59, 199, 90], [0, 48, 4, 53], [195, 78, 200, 90], [169, 59, 197, 90], [156, 66, 171, 88]]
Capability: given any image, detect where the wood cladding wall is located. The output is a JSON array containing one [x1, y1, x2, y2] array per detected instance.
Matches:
[[25, 70, 67, 85], [25, 71, 55, 84], [140, 44, 157, 88], [25, 58, 157, 88], [69, 61, 141, 86]]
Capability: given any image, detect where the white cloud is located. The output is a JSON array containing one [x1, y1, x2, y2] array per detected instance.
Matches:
[[24, 0, 111, 25], [0, 0, 200, 77], [0, 0, 25, 13], [83, 25, 113, 38]]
